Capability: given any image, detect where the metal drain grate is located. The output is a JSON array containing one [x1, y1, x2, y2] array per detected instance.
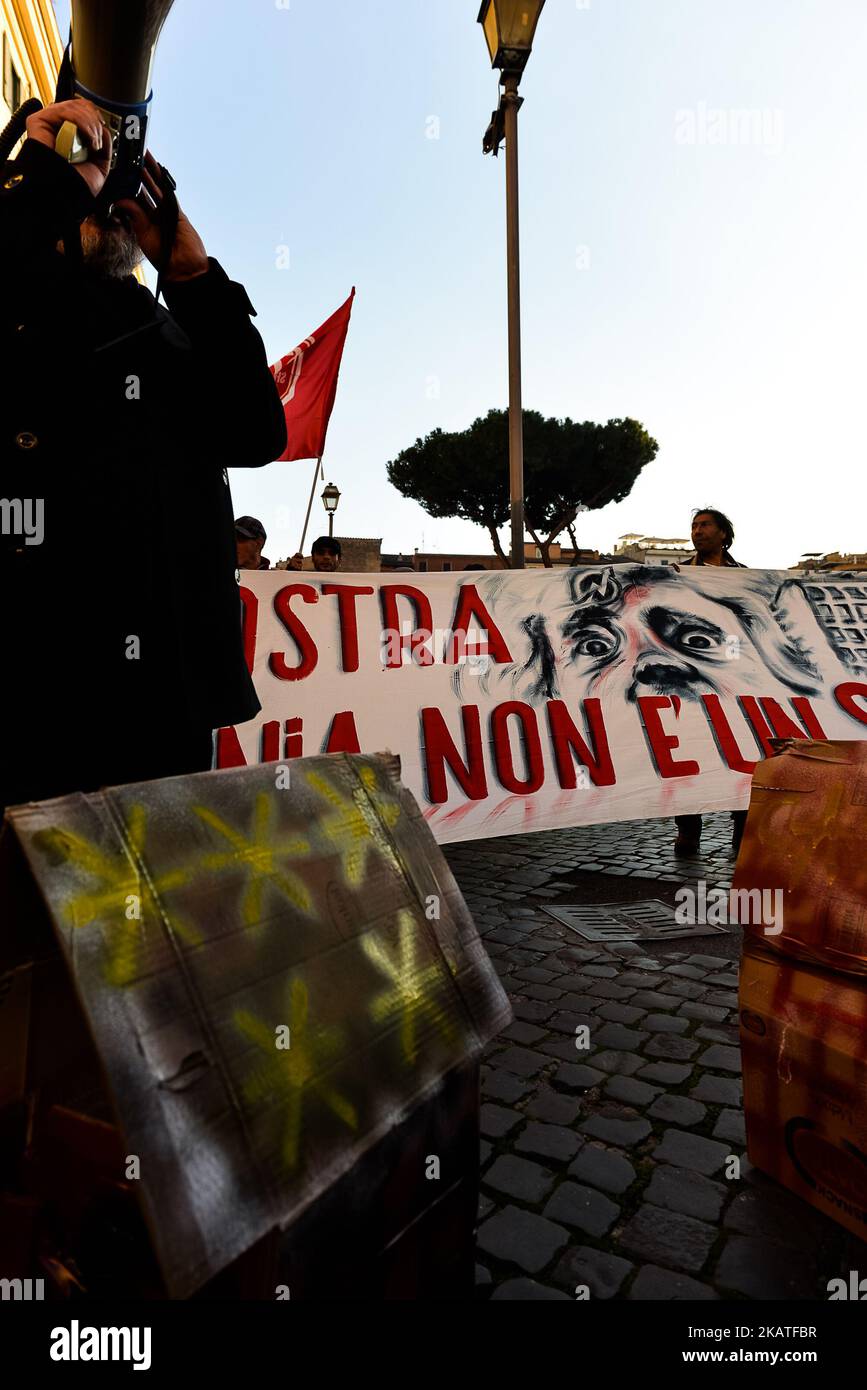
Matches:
[[543, 900, 730, 943]]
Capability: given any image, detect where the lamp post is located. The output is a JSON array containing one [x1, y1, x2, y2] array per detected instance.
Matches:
[[321, 481, 341, 538], [478, 0, 545, 571]]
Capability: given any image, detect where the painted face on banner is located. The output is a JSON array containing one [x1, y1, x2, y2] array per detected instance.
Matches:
[[469, 566, 850, 708], [559, 576, 797, 703]]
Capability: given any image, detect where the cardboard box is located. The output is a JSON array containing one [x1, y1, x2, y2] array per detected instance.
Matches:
[[734, 740, 867, 976], [0, 752, 511, 1298], [740, 941, 867, 1241]]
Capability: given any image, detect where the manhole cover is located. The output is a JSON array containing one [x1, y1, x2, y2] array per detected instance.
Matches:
[[543, 900, 729, 943]]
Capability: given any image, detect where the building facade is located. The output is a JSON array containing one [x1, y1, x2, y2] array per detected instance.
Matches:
[[613, 532, 693, 565], [394, 551, 504, 573], [383, 545, 606, 573], [1, 0, 62, 131], [791, 551, 867, 574]]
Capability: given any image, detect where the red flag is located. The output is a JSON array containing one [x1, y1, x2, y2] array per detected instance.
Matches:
[[269, 289, 355, 462]]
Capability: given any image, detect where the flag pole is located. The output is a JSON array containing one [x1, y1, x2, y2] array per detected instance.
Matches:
[[298, 456, 323, 556]]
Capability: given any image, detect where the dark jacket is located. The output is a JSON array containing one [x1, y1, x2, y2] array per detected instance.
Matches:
[[1, 139, 286, 762], [685, 553, 745, 567]]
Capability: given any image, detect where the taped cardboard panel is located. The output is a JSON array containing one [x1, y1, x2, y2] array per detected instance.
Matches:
[[1, 753, 509, 1297], [734, 740, 867, 976], [740, 943, 867, 1241]]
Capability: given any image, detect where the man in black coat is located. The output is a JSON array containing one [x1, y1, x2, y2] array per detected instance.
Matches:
[[0, 98, 287, 811]]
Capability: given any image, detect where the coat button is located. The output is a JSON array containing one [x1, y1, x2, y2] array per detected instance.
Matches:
[[15, 431, 38, 450], [3, 174, 23, 190]]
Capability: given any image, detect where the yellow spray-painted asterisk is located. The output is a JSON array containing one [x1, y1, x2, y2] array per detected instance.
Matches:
[[193, 793, 312, 925], [234, 977, 357, 1171], [362, 909, 457, 1066], [356, 761, 402, 823], [35, 804, 202, 988], [306, 764, 401, 887]]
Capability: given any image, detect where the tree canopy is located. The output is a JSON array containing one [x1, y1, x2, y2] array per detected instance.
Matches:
[[386, 409, 658, 566]]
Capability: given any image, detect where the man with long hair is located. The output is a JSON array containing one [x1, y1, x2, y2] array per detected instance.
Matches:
[[675, 508, 746, 854]]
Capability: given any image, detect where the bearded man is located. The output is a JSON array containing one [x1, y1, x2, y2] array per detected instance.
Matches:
[[0, 98, 286, 811]]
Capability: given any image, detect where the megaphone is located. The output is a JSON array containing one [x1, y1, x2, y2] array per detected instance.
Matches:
[[55, 0, 177, 202]]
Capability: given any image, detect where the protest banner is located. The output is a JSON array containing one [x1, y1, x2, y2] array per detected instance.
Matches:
[[217, 565, 867, 844]]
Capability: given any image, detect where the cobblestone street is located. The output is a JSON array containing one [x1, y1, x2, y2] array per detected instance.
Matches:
[[444, 815, 867, 1302]]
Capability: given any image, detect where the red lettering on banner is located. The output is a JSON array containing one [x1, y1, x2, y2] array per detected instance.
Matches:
[[637, 696, 700, 777], [321, 584, 375, 673], [834, 682, 867, 727], [284, 718, 304, 758], [270, 584, 318, 681], [422, 705, 488, 803], [491, 702, 545, 794], [216, 726, 247, 769], [739, 696, 821, 756], [324, 710, 361, 754], [738, 697, 772, 755], [546, 699, 616, 788], [380, 585, 435, 668], [701, 695, 756, 773], [262, 721, 280, 761], [446, 585, 513, 664], [785, 697, 827, 739], [239, 587, 258, 676]]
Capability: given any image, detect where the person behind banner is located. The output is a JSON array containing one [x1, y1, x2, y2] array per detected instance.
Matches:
[[0, 99, 287, 812], [235, 516, 270, 571], [684, 507, 744, 570], [287, 537, 342, 573], [674, 507, 746, 855]]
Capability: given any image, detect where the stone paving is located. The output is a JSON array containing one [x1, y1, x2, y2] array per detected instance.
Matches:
[[443, 813, 867, 1302]]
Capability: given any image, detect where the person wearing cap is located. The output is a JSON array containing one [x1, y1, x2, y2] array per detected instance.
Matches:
[[236, 516, 270, 571], [288, 537, 342, 573]]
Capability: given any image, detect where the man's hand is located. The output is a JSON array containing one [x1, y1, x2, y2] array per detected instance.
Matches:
[[288, 553, 304, 571], [25, 99, 112, 197], [115, 151, 209, 283]]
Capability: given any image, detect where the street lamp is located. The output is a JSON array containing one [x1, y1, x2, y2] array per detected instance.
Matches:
[[479, 0, 545, 75], [321, 481, 341, 538], [478, 0, 546, 571]]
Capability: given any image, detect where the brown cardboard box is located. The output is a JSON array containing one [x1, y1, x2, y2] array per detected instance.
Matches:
[[734, 741, 867, 977], [740, 941, 867, 1241]]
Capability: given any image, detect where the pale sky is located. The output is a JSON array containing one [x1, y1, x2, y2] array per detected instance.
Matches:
[[54, 0, 867, 568]]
